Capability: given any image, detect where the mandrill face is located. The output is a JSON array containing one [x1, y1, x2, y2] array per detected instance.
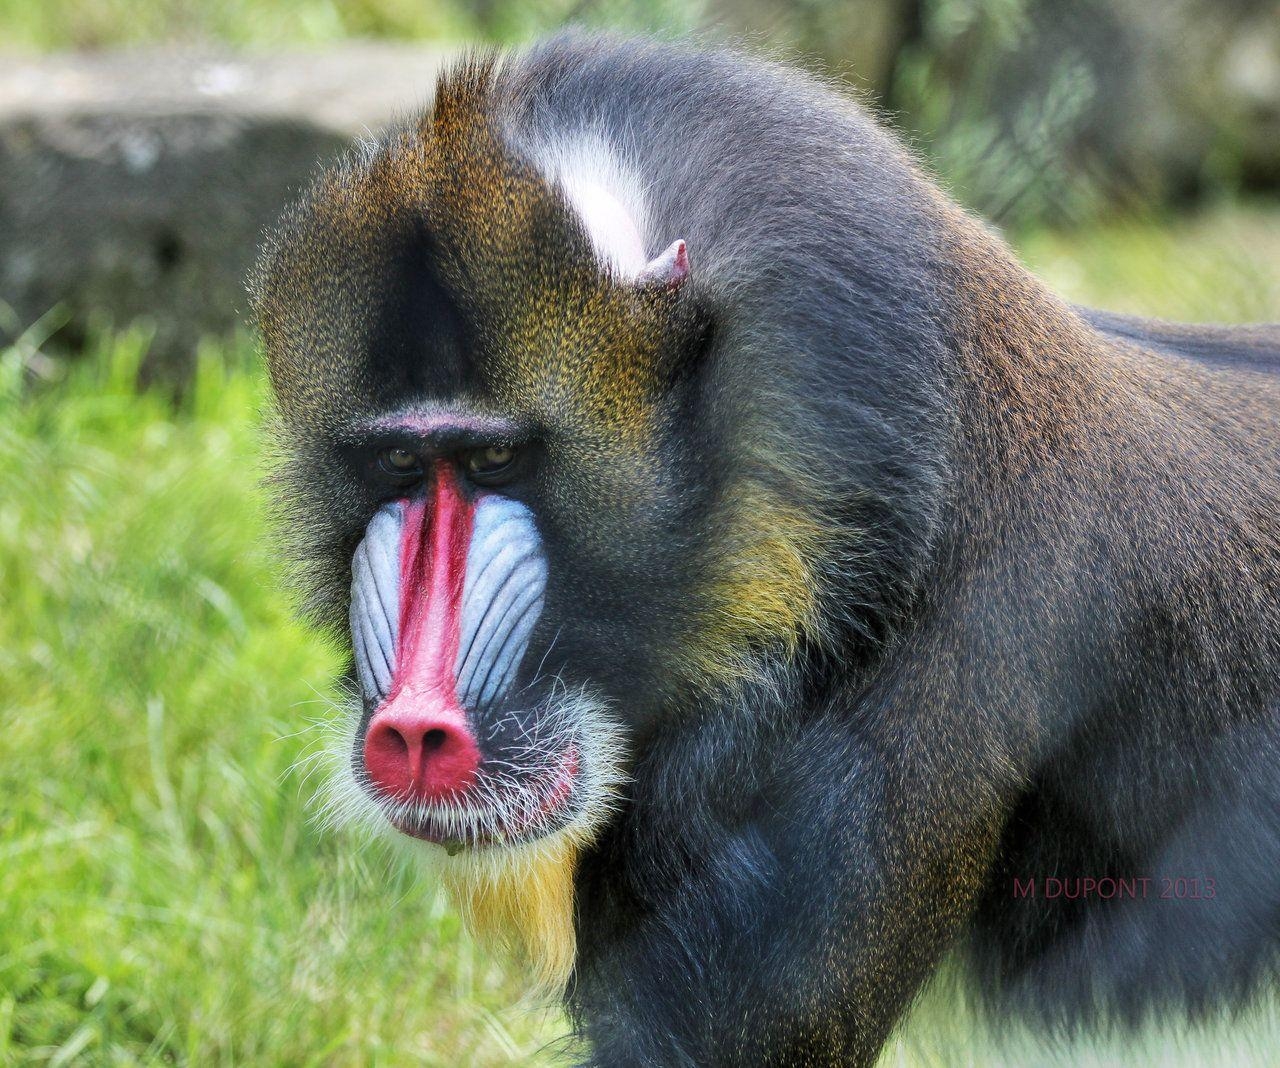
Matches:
[[251, 66, 819, 876]]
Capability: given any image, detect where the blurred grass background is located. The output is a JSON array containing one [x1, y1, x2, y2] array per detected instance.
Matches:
[[1, 0, 1278, 1064], [0, 0, 698, 55]]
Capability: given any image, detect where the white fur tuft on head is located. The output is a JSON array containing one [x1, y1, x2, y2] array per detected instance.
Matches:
[[525, 132, 688, 287]]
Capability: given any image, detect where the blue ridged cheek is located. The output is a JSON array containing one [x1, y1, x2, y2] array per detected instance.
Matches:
[[350, 502, 405, 706], [454, 495, 548, 711]]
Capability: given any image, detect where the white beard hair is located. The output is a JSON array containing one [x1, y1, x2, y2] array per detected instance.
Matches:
[[304, 678, 628, 888]]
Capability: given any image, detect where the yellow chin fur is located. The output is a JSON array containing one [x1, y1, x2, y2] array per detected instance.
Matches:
[[440, 833, 582, 994]]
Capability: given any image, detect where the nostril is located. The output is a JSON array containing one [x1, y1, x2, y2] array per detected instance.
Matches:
[[385, 726, 409, 757], [363, 711, 481, 802]]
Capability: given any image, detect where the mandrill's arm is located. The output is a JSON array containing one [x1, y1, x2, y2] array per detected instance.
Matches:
[[570, 612, 1025, 1067]]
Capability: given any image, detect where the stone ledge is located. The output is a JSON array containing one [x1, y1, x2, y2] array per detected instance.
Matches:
[[0, 44, 455, 376]]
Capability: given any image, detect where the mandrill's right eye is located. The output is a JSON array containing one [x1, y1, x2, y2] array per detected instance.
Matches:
[[376, 447, 424, 481], [462, 444, 519, 486]]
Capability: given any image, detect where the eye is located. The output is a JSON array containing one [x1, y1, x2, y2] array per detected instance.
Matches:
[[376, 447, 423, 480], [463, 444, 517, 484]]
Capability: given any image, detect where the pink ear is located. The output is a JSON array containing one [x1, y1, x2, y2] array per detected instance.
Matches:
[[638, 239, 689, 290]]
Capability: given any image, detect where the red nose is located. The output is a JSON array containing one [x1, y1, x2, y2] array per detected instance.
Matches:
[[363, 705, 480, 803]]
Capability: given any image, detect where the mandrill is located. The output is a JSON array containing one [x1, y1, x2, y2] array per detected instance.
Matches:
[[252, 32, 1280, 1068]]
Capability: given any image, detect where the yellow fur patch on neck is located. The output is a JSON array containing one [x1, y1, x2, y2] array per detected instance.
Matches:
[[689, 479, 829, 684], [440, 835, 581, 993]]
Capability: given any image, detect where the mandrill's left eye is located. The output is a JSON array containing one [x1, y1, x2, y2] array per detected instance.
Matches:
[[376, 447, 424, 482], [462, 444, 518, 485]]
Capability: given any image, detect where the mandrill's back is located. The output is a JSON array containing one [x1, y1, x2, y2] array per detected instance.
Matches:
[[1087, 308, 1280, 375], [1087, 307, 1280, 494]]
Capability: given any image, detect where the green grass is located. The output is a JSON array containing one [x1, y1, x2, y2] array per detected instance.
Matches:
[[0, 0, 700, 52], [0, 0, 461, 50], [0, 207, 1276, 1065]]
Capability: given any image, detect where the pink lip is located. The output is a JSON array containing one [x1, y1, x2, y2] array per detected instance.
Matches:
[[389, 746, 580, 848]]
